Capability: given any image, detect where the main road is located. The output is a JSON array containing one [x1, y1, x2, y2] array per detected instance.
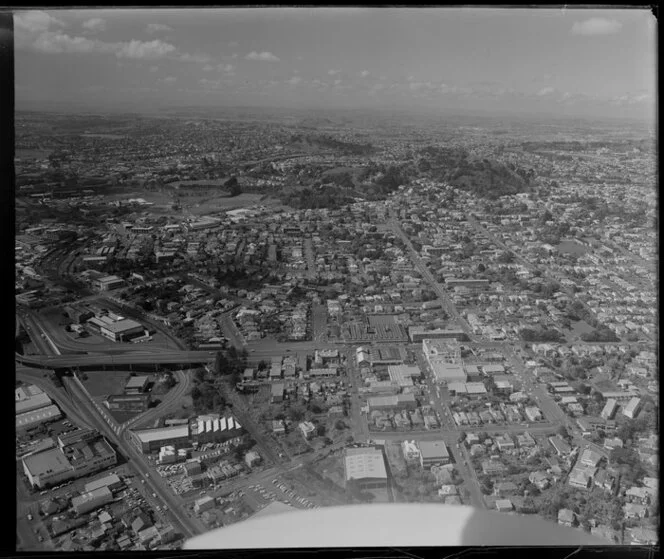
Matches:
[[388, 218, 475, 338]]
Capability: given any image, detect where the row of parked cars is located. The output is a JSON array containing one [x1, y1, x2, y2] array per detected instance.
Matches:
[[271, 479, 318, 509]]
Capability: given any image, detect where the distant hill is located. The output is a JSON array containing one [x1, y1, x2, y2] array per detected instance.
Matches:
[[417, 146, 534, 199]]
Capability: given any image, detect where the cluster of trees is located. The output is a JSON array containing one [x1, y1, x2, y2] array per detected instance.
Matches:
[[224, 176, 242, 197], [214, 346, 249, 384], [520, 327, 566, 343], [281, 185, 355, 210], [580, 327, 620, 343]]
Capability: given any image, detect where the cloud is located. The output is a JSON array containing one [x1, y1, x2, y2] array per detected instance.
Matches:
[[245, 51, 280, 61], [161, 76, 177, 84], [333, 79, 342, 86], [359, 70, 370, 78], [571, 18, 623, 36], [177, 52, 212, 64], [116, 39, 176, 59], [29, 30, 179, 61], [15, 10, 64, 34], [199, 77, 221, 88], [82, 17, 105, 33], [149, 65, 159, 72], [286, 76, 302, 85], [203, 63, 235, 74], [146, 23, 173, 34], [33, 32, 106, 54], [537, 86, 556, 96], [228, 41, 239, 47], [328, 69, 340, 76]]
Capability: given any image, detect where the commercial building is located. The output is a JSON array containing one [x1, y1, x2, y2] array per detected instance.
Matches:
[[22, 429, 117, 489], [367, 393, 417, 412], [408, 327, 466, 343], [422, 339, 467, 384], [418, 441, 450, 469], [106, 393, 151, 413], [387, 364, 421, 388], [125, 375, 151, 394], [71, 486, 113, 515], [344, 447, 388, 491], [93, 275, 125, 291], [100, 319, 145, 342], [623, 397, 642, 419]]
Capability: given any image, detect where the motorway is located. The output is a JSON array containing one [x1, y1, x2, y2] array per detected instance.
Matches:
[[16, 350, 216, 369]]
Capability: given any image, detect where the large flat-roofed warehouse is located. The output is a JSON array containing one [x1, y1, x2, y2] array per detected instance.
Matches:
[[22, 448, 74, 489], [344, 447, 388, 491], [99, 318, 145, 342], [130, 424, 191, 455], [16, 391, 52, 414]]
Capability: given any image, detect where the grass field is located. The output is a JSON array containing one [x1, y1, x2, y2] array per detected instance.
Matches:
[[82, 370, 132, 397]]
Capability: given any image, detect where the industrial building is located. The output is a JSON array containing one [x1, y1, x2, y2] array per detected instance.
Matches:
[[99, 318, 145, 342], [387, 364, 421, 388], [16, 391, 52, 415], [130, 414, 242, 454], [22, 429, 117, 489], [16, 404, 62, 432], [106, 393, 151, 413], [83, 473, 124, 494], [418, 441, 450, 469], [344, 447, 388, 491], [72, 486, 113, 515], [600, 398, 618, 420]]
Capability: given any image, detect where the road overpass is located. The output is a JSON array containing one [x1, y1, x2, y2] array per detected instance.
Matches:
[[16, 350, 216, 370]]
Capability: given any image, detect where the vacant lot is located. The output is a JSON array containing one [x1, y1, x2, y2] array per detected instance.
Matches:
[[82, 370, 132, 397]]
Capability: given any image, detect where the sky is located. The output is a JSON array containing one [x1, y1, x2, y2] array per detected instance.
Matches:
[[13, 8, 657, 121]]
